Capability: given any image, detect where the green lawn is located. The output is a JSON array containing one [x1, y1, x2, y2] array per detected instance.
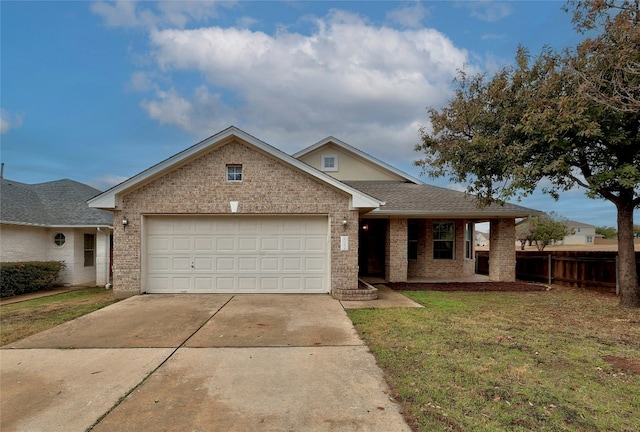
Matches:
[[347, 287, 640, 432], [0, 287, 117, 346]]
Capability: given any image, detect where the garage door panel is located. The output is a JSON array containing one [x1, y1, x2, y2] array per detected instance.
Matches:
[[259, 278, 278, 291], [238, 257, 257, 271], [216, 238, 235, 251], [215, 257, 235, 271], [194, 237, 213, 252], [305, 257, 324, 271], [148, 257, 170, 272], [172, 257, 191, 271], [194, 277, 214, 291], [146, 216, 328, 293], [172, 277, 190, 291], [215, 277, 235, 291], [238, 277, 258, 291], [260, 257, 279, 271], [148, 237, 171, 252], [305, 277, 324, 291], [172, 237, 191, 251], [261, 238, 279, 251], [238, 238, 258, 252], [283, 237, 302, 252], [194, 257, 212, 270], [305, 238, 325, 252], [283, 257, 302, 271]]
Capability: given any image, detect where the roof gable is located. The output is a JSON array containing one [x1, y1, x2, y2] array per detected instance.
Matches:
[[88, 126, 382, 210], [293, 137, 423, 184]]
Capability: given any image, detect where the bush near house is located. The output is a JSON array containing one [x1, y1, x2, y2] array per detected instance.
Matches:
[[0, 261, 66, 298]]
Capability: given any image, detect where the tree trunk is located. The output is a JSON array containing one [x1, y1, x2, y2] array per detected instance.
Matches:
[[617, 202, 640, 307]]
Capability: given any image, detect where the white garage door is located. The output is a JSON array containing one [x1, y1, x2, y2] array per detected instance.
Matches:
[[145, 215, 329, 293]]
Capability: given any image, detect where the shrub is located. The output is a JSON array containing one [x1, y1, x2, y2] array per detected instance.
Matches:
[[0, 261, 66, 298]]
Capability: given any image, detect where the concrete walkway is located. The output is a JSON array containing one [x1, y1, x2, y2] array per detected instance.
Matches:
[[1, 293, 414, 432]]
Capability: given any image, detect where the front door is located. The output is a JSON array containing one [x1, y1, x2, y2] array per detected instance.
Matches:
[[358, 219, 387, 277]]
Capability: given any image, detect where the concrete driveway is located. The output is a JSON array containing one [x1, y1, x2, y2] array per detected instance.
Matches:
[[1, 294, 413, 432]]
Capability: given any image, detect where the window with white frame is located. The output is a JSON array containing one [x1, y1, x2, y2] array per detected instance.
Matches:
[[465, 222, 473, 259], [321, 154, 338, 171], [433, 222, 455, 260], [226, 164, 243, 182], [84, 234, 95, 267]]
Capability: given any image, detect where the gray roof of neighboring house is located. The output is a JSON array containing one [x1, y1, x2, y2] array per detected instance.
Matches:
[[345, 181, 542, 218], [564, 219, 595, 228], [1, 178, 113, 227]]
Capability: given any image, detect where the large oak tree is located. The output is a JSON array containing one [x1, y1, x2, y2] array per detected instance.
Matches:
[[416, 0, 640, 307]]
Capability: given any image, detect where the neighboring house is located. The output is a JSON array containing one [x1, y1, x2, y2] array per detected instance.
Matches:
[[89, 126, 541, 299], [516, 217, 596, 247], [561, 220, 596, 245], [475, 231, 489, 247], [1, 178, 113, 286]]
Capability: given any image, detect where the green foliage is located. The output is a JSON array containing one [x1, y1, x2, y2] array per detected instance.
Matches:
[[0, 261, 66, 298], [529, 213, 573, 251], [416, 0, 640, 306], [596, 226, 618, 239]]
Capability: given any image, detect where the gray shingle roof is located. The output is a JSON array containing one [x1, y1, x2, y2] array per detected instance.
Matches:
[[1, 178, 113, 227], [345, 181, 541, 218]]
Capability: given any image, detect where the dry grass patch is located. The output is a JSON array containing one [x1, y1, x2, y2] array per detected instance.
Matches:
[[0, 288, 116, 346], [347, 287, 640, 432]]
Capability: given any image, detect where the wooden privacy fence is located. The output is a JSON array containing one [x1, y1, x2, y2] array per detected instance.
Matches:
[[475, 250, 640, 293]]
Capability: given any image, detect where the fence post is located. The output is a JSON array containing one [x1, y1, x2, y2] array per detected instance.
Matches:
[[548, 254, 552, 285], [615, 255, 620, 295]]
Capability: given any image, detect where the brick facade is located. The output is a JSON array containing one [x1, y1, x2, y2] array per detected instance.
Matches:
[[386, 218, 408, 282], [406, 219, 475, 279], [112, 140, 358, 298], [489, 218, 516, 282]]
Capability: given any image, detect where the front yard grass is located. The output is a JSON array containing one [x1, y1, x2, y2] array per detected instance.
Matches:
[[347, 287, 640, 432], [0, 287, 117, 346]]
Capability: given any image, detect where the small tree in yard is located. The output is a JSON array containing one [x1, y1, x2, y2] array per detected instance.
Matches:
[[516, 222, 534, 250], [596, 226, 618, 239], [529, 214, 573, 251], [416, 0, 640, 307]]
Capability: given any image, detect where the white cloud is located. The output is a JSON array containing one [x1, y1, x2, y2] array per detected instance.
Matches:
[[138, 10, 473, 161], [127, 71, 155, 92], [386, 2, 430, 29], [140, 88, 193, 130], [1, 109, 24, 134], [91, 0, 235, 29], [88, 174, 129, 191], [466, 1, 511, 22]]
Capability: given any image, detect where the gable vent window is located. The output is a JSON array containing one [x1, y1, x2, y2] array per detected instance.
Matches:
[[226, 164, 243, 182], [321, 155, 338, 172]]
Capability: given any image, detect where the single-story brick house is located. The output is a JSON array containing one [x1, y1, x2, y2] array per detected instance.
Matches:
[[1, 178, 113, 286], [89, 126, 541, 299]]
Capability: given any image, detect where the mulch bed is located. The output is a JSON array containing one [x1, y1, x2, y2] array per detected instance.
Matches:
[[385, 281, 548, 292]]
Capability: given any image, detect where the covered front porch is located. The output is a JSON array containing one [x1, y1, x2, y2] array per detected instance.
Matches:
[[357, 217, 516, 284]]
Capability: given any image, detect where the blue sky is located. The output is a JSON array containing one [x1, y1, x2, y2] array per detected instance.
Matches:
[[1, 1, 632, 228]]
